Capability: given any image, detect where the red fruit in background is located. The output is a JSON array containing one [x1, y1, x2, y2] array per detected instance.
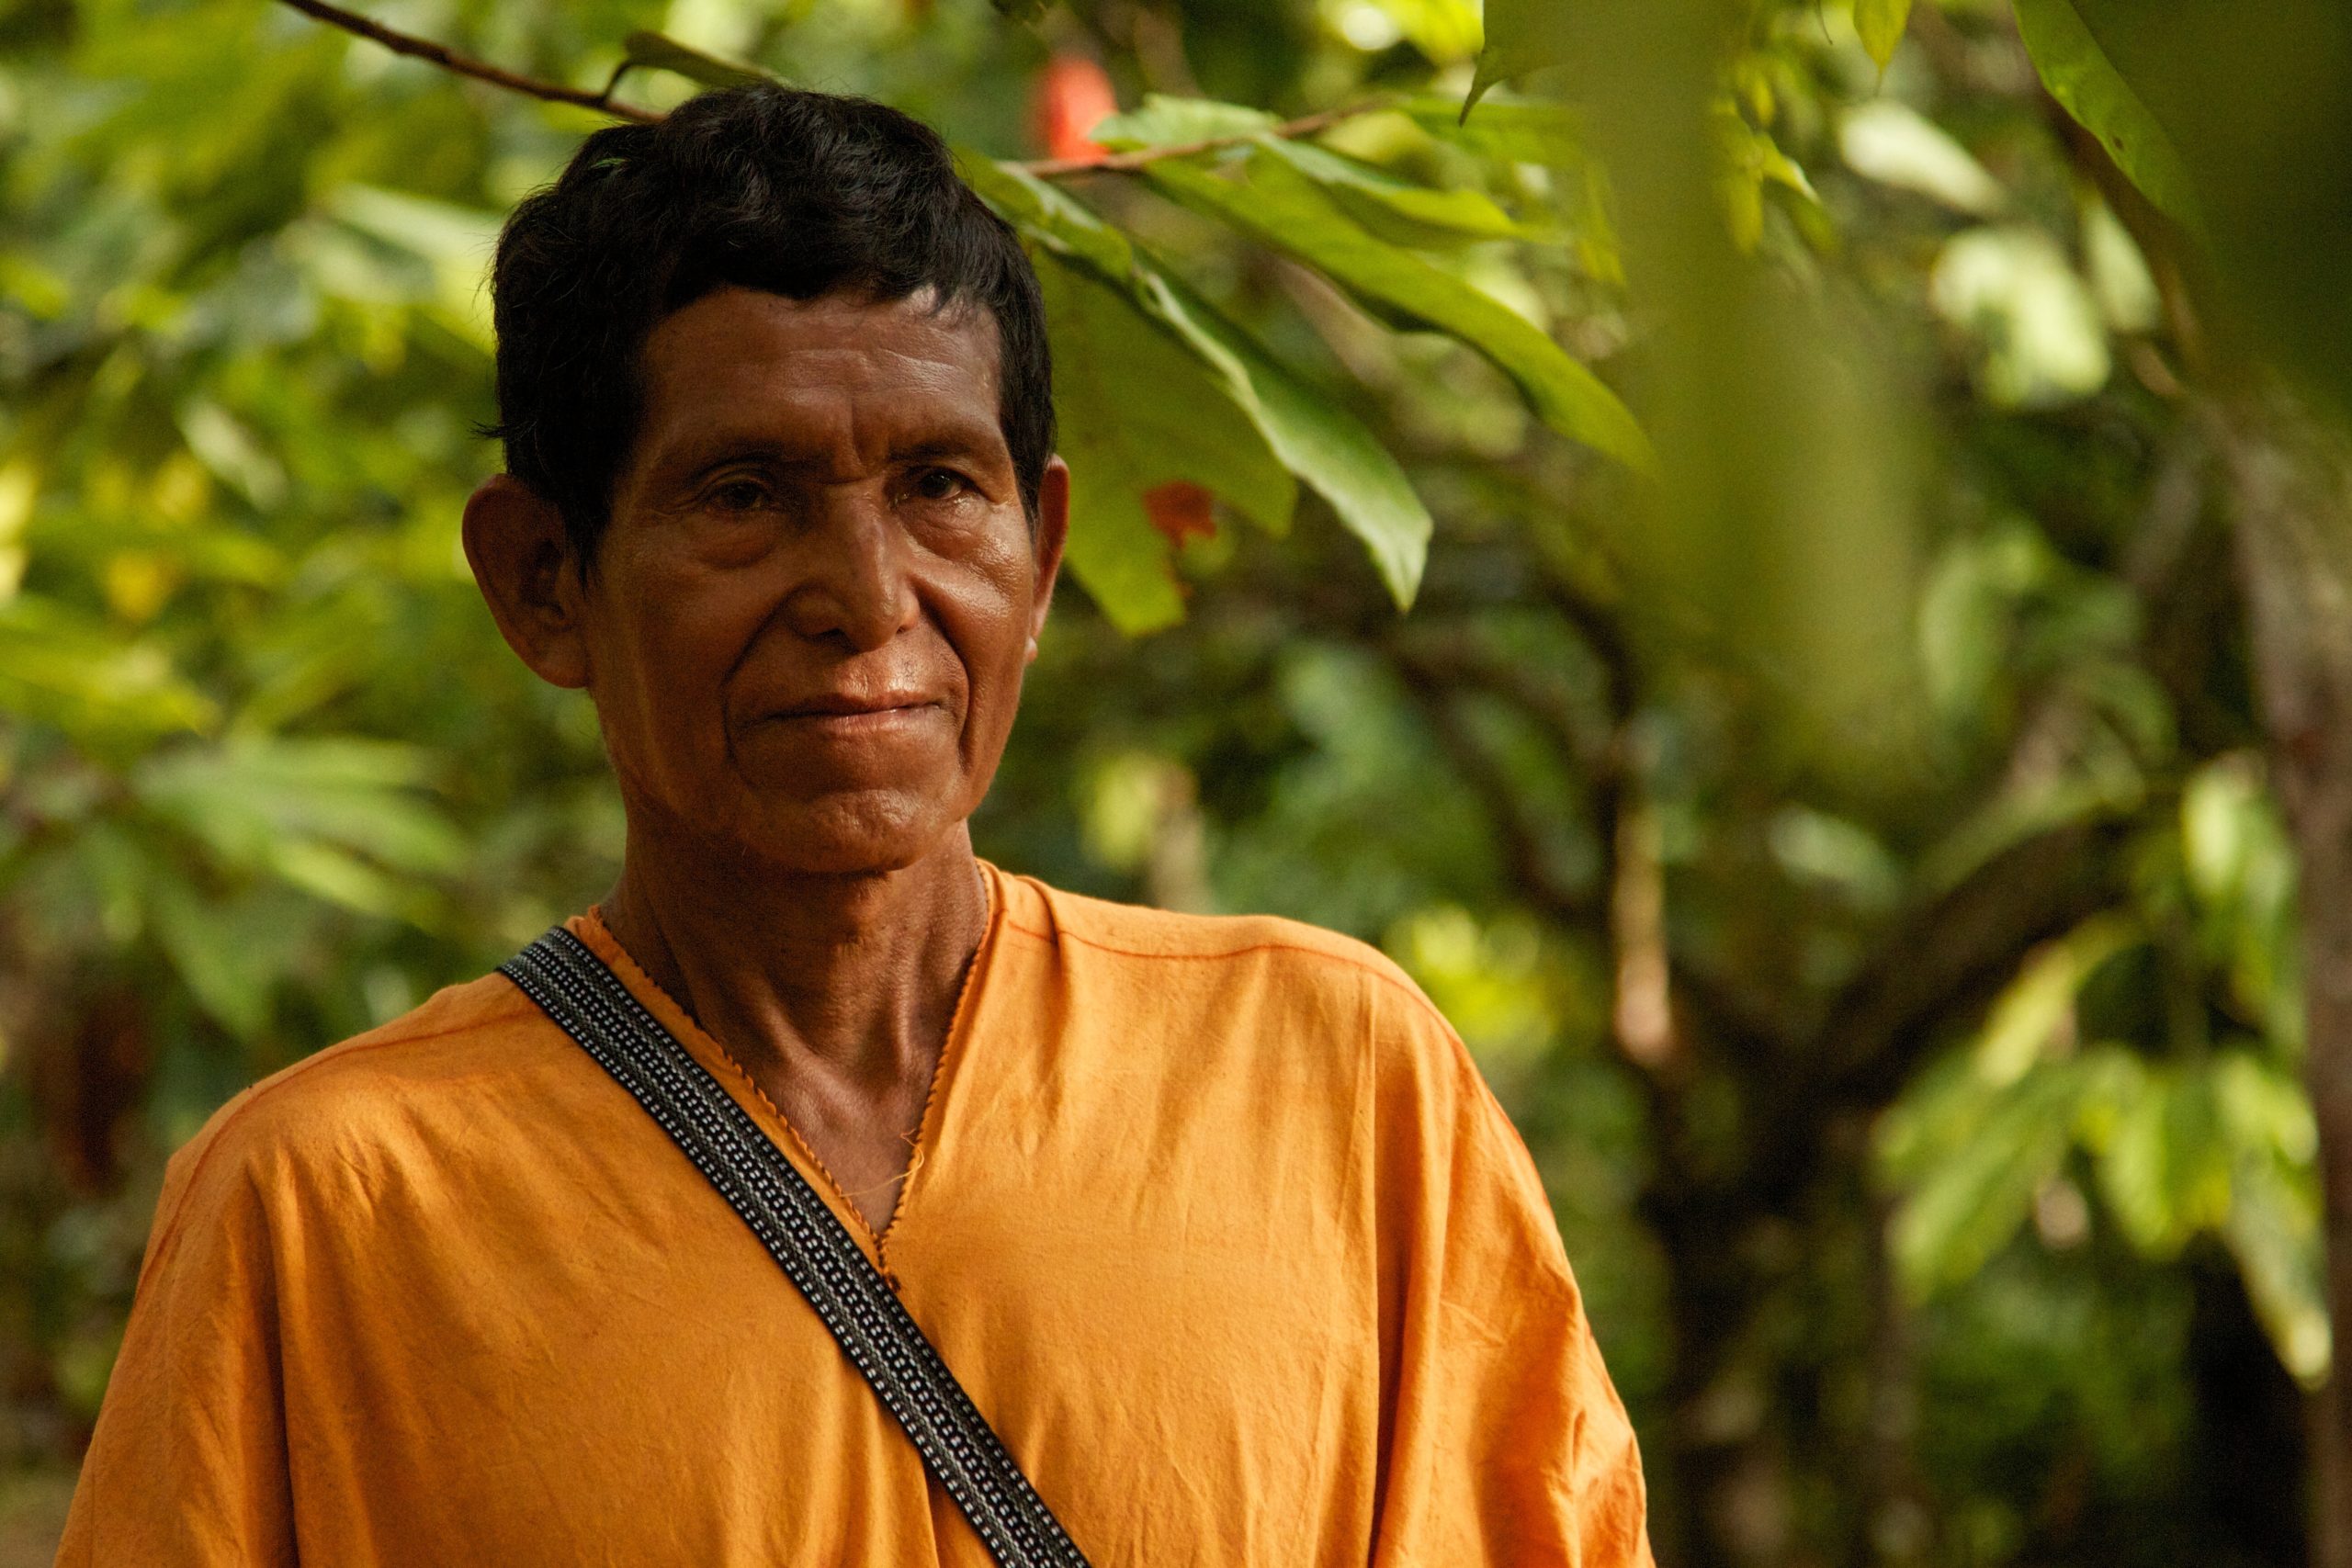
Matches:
[[1144, 480, 1217, 548], [1031, 54, 1118, 164]]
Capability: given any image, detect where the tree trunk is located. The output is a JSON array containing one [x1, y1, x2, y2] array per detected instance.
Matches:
[[2221, 388, 2352, 1568]]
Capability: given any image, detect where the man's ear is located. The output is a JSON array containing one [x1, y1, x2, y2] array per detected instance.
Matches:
[[462, 474, 594, 690], [1025, 457, 1071, 664]]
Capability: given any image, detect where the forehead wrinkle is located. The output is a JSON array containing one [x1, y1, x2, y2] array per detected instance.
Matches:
[[632, 288, 1008, 489]]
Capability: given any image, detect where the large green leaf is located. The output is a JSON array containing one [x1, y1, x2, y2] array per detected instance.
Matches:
[[1036, 253, 1295, 633], [2010, 0, 2201, 224], [1091, 96, 1276, 149], [1095, 96, 1542, 246], [1405, 94, 1584, 168], [966, 156, 1430, 604], [1971, 912, 2143, 1084], [1145, 152, 1651, 468], [956, 153, 1138, 277], [1464, 0, 1573, 115], [1261, 139, 1550, 247], [2221, 1077, 2332, 1385], [1148, 271, 1431, 606]]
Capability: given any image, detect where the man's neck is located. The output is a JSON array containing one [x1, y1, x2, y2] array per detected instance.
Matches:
[[597, 824, 989, 1095]]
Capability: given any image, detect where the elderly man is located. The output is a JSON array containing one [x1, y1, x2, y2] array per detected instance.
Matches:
[[61, 85, 1650, 1566]]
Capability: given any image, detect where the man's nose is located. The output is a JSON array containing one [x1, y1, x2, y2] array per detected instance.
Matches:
[[780, 487, 922, 650]]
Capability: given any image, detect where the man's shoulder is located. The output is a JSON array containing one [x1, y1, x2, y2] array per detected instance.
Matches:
[[1002, 874, 1453, 1048], [1012, 875, 1418, 990], [164, 970, 555, 1194]]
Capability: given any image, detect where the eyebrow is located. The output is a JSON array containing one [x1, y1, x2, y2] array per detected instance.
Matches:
[[674, 432, 1009, 489], [893, 437, 1004, 468]]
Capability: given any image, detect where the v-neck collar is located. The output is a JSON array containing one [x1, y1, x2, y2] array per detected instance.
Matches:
[[565, 860, 1006, 1270]]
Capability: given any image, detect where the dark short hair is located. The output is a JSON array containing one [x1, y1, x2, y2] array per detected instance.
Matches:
[[487, 84, 1054, 558]]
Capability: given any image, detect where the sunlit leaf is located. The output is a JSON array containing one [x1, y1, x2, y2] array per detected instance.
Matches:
[[1889, 1057, 2088, 1292], [2223, 1135, 2331, 1384], [1855, 0, 1913, 72], [957, 154, 1138, 278], [2091, 1062, 2233, 1255], [1144, 151, 1652, 468], [1091, 96, 1276, 149], [1973, 913, 2142, 1084], [133, 736, 464, 887], [1261, 139, 1551, 245], [0, 594, 217, 745], [2010, 0, 2201, 225], [1840, 100, 2006, 217]]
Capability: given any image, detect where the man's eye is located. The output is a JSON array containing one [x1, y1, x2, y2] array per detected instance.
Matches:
[[707, 479, 772, 513], [911, 468, 969, 502]]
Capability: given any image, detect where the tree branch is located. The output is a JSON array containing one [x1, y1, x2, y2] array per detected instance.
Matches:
[[274, 0, 658, 121], [272, 0, 1377, 176], [1387, 652, 1603, 927]]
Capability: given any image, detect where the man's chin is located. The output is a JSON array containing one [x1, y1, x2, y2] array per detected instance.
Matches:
[[709, 789, 958, 879]]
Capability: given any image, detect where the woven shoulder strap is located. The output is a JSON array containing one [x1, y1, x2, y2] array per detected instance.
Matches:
[[501, 927, 1091, 1568]]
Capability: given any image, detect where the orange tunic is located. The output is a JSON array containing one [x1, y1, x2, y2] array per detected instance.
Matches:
[[61, 866, 1651, 1566]]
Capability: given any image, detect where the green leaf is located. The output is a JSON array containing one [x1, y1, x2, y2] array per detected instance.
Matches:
[[1035, 253, 1296, 634], [1091, 96, 1276, 150], [1091, 97, 1544, 247], [134, 736, 465, 888], [1464, 0, 1573, 116], [149, 874, 281, 1037], [1855, 0, 1913, 72], [1972, 913, 2143, 1084], [1890, 1058, 2088, 1292], [619, 30, 777, 91], [2091, 1063, 2233, 1256], [1148, 272, 1430, 606], [956, 153, 1137, 277], [1145, 151, 1652, 468], [262, 839, 413, 917], [2223, 1141, 2332, 1385], [1839, 100, 2007, 217], [1260, 139, 1551, 246], [1715, 108, 1821, 253], [2009, 0, 2201, 225], [0, 594, 217, 746], [1403, 94, 1584, 168], [965, 154, 1430, 602]]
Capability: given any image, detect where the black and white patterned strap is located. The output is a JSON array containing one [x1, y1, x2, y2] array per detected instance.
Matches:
[[501, 927, 1091, 1568]]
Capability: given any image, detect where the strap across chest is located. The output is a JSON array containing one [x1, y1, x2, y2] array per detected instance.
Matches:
[[502, 926, 1092, 1568]]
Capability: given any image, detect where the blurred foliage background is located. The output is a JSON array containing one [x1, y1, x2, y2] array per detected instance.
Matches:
[[4, 0, 2351, 1562]]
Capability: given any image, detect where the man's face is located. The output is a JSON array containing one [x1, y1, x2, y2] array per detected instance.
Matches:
[[573, 285, 1061, 875]]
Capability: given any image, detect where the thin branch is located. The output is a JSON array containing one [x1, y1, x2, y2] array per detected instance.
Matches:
[[1387, 627, 1614, 775], [274, 0, 659, 122], [273, 0, 1374, 175], [1014, 100, 1387, 178], [1388, 654, 1602, 927]]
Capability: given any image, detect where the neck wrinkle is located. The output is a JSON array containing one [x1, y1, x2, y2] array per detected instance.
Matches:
[[597, 824, 991, 1091]]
